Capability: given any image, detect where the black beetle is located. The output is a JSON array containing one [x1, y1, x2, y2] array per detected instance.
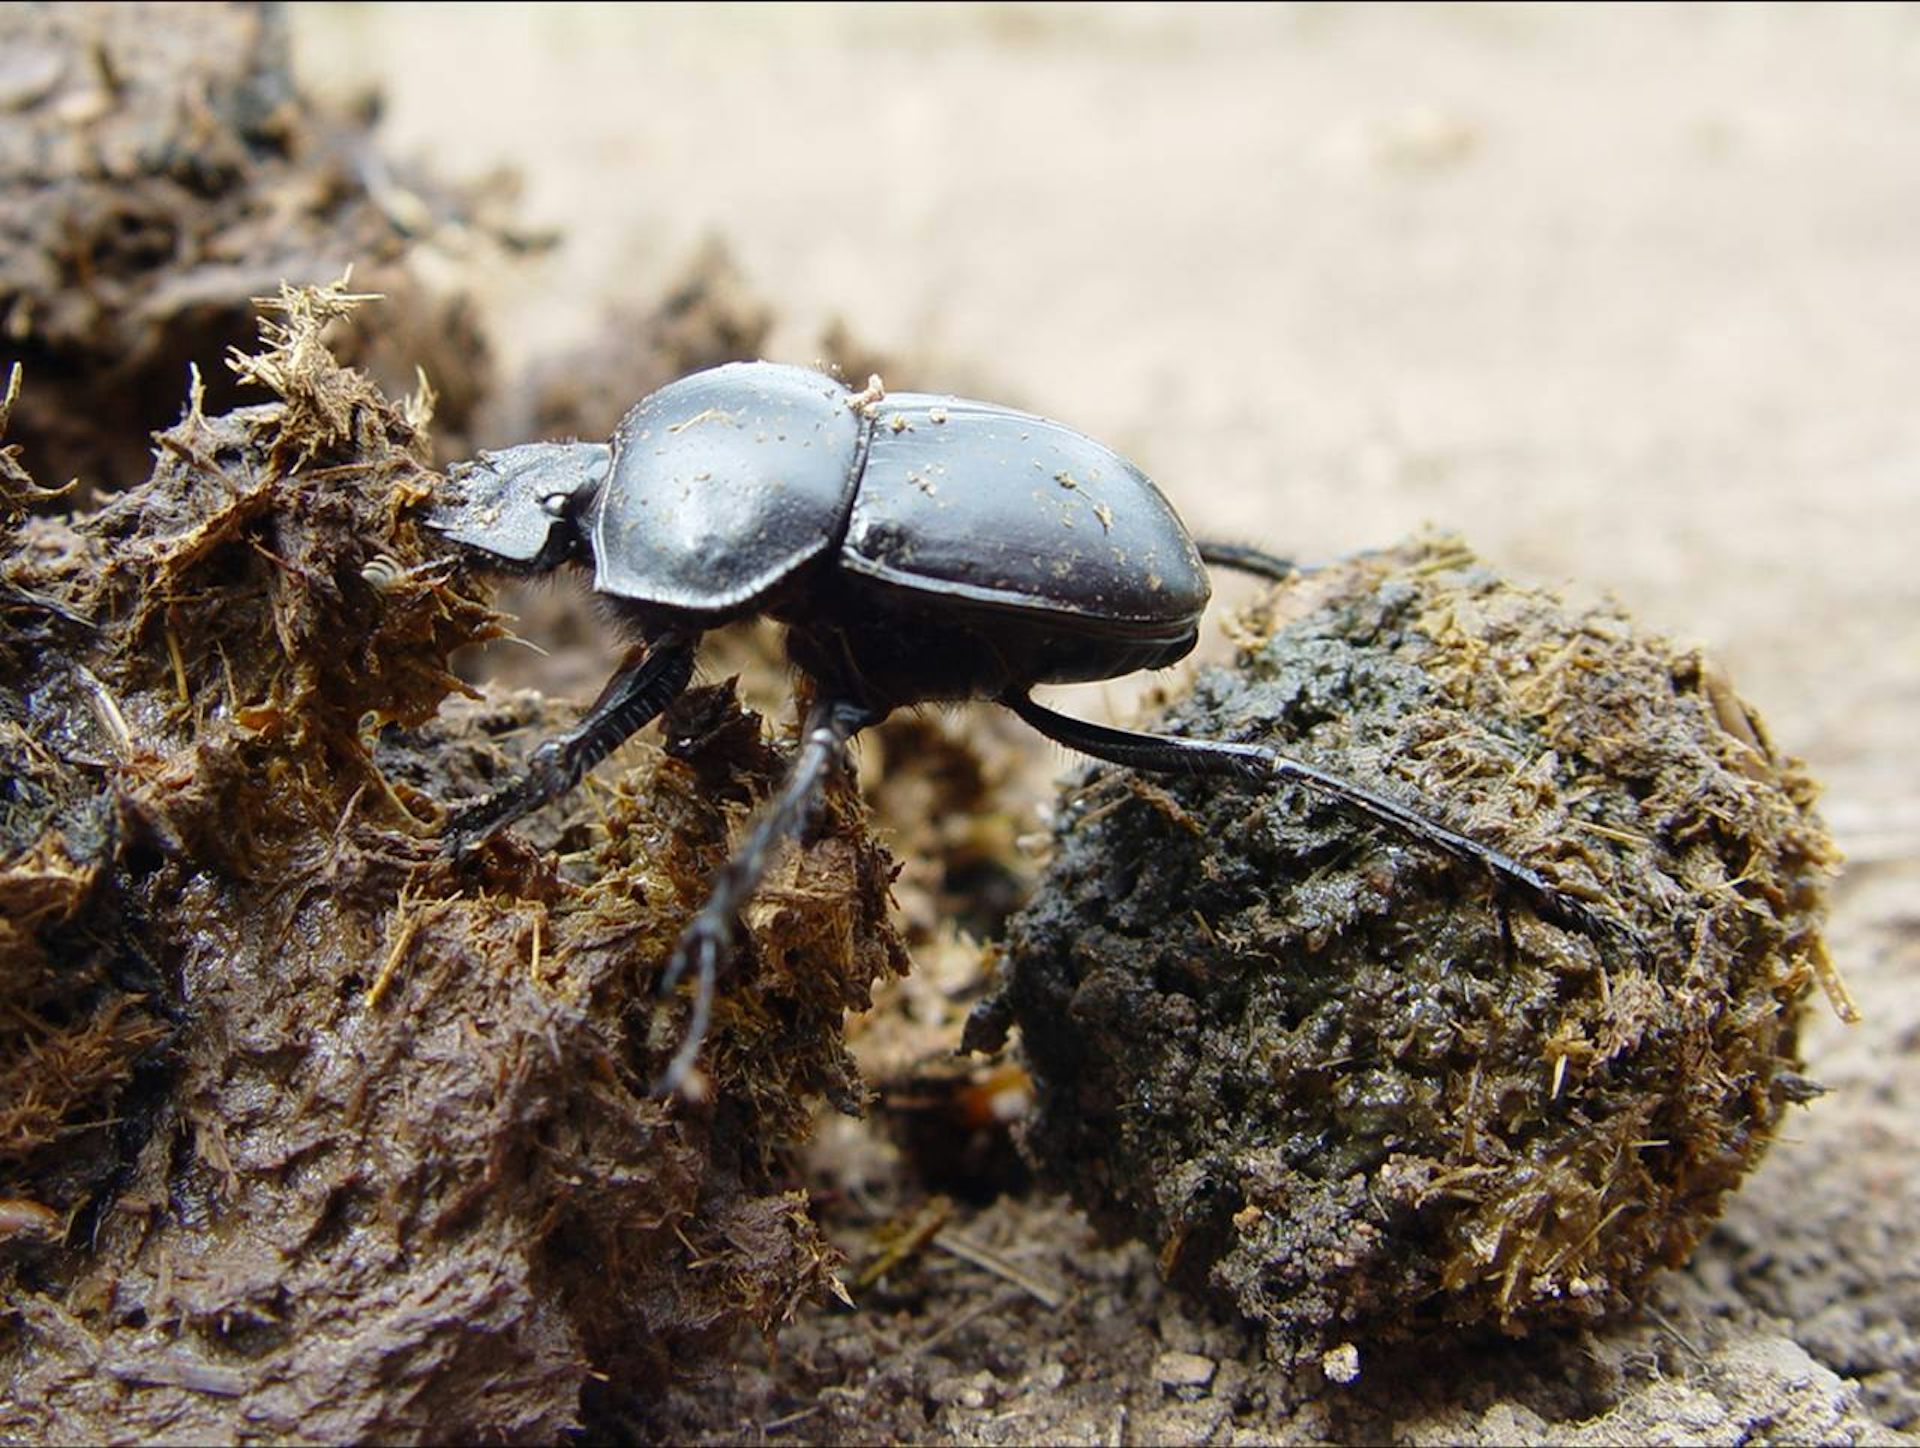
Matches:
[[431, 362, 1603, 1091]]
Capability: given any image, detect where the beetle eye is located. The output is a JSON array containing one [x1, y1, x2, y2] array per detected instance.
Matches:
[[540, 492, 571, 519]]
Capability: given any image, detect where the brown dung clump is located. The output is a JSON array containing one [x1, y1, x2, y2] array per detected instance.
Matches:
[[987, 537, 1842, 1361], [0, 2, 502, 494], [0, 285, 904, 1441]]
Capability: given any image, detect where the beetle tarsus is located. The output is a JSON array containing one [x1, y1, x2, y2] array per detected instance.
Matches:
[[655, 928, 725, 1097], [651, 696, 881, 1097], [442, 637, 698, 857], [1002, 689, 1616, 941]]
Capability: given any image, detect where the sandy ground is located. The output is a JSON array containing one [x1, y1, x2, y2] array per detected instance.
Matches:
[[290, 4, 1918, 1441]]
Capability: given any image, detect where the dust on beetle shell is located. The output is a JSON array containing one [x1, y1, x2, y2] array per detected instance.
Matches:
[[993, 535, 1841, 1362]]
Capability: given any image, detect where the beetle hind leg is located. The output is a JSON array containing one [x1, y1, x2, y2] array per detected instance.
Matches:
[[652, 696, 882, 1097], [442, 635, 699, 858], [1002, 689, 1618, 942], [1194, 539, 1295, 583]]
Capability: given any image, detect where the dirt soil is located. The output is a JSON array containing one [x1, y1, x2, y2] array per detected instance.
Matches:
[[3, 4, 1914, 1444]]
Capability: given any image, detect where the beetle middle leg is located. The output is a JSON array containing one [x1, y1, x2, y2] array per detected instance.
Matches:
[[1002, 689, 1615, 940], [443, 634, 699, 858], [653, 695, 883, 1096]]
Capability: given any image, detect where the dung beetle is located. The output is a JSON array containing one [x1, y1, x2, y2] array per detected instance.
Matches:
[[430, 362, 1604, 1092]]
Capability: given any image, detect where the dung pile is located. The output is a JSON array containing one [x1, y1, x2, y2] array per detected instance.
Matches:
[[0, 2, 501, 494], [0, 286, 904, 1441], [982, 537, 1843, 1362]]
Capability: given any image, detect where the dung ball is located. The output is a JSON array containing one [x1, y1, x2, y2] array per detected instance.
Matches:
[[988, 536, 1842, 1360]]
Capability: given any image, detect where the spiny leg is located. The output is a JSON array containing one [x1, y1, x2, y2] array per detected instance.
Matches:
[[443, 634, 699, 858], [1195, 540, 1295, 583], [1003, 689, 1612, 939], [653, 696, 882, 1096]]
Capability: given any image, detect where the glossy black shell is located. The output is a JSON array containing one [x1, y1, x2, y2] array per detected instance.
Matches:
[[850, 394, 1207, 639], [593, 364, 864, 611], [589, 361, 1210, 705]]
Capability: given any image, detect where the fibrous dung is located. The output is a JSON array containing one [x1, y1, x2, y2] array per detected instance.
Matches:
[[989, 537, 1840, 1359]]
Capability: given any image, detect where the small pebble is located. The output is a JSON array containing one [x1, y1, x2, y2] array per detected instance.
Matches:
[[1025, 1361, 1067, 1394], [0, 45, 66, 111], [928, 1370, 997, 1410], [1153, 1350, 1217, 1391], [1321, 1342, 1361, 1384]]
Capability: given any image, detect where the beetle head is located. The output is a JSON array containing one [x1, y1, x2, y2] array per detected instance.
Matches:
[[429, 441, 612, 572]]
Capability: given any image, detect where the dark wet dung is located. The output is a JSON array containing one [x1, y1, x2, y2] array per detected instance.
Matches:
[[989, 539, 1839, 1361]]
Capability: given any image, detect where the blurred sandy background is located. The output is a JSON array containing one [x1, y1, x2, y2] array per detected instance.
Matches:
[[287, 3, 1918, 1435]]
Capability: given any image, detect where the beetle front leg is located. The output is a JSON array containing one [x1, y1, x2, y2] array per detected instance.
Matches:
[[443, 635, 699, 858], [1003, 689, 1622, 943], [652, 696, 882, 1097]]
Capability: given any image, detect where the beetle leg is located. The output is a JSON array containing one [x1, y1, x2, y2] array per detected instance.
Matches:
[[1002, 690, 1619, 941], [442, 635, 699, 857], [1194, 540, 1295, 583], [653, 696, 882, 1097]]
